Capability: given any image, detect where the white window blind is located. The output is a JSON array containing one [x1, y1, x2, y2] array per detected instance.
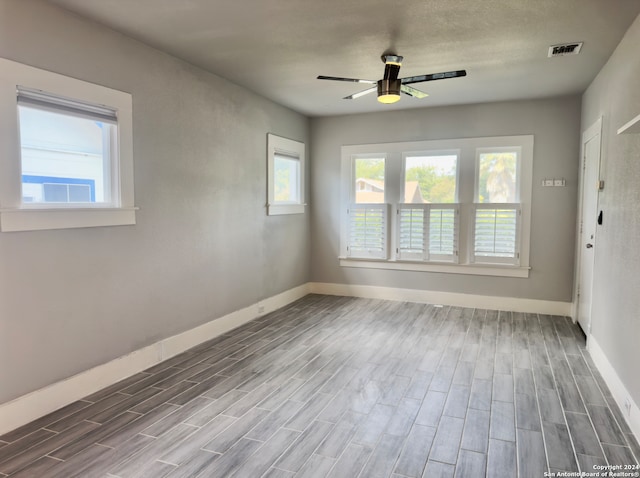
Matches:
[[397, 206, 426, 260], [429, 206, 458, 261], [17, 86, 118, 124], [347, 204, 388, 259], [472, 204, 520, 265], [397, 204, 458, 262]]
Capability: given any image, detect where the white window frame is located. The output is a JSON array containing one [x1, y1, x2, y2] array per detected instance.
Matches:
[[0, 58, 135, 232], [339, 136, 533, 278], [267, 133, 305, 216]]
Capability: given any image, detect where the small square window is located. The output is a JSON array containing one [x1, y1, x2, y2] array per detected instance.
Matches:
[[18, 92, 116, 206], [267, 134, 305, 215], [0, 58, 135, 232]]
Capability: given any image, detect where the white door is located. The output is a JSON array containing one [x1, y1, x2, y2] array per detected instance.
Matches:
[[576, 119, 601, 334]]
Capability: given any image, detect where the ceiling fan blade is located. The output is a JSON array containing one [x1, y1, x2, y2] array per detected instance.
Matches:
[[344, 86, 377, 100], [317, 75, 376, 84], [401, 70, 467, 85], [401, 85, 429, 99]]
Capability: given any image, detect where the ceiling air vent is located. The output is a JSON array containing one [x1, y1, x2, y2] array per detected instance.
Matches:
[[548, 42, 583, 57]]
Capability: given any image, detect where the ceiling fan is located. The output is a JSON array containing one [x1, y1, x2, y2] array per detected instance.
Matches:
[[318, 54, 467, 104]]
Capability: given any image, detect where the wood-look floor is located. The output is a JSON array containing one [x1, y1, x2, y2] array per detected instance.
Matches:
[[1, 294, 638, 478]]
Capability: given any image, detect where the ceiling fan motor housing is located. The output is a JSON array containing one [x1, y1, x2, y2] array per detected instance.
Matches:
[[378, 59, 402, 103], [377, 78, 402, 103]]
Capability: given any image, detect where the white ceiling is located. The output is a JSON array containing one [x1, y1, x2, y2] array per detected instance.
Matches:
[[48, 0, 640, 117]]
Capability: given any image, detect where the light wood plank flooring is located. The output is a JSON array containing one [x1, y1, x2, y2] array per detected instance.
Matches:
[[1, 294, 638, 477]]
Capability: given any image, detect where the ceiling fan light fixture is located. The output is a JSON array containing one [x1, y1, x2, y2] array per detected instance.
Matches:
[[377, 78, 401, 104]]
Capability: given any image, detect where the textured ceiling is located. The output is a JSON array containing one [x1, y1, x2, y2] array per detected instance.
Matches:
[[47, 0, 640, 117]]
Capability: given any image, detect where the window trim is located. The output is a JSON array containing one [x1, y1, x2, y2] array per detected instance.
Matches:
[[0, 58, 135, 232], [267, 133, 305, 216], [340, 135, 533, 278]]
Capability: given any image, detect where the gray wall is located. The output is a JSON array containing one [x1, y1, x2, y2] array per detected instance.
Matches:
[[581, 14, 640, 406], [0, 0, 310, 404], [310, 97, 581, 302]]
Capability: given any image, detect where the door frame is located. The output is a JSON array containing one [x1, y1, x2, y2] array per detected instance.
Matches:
[[573, 117, 602, 334]]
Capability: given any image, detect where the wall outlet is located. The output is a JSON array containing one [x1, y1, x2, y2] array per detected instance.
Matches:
[[543, 179, 554, 187], [624, 397, 632, 417], [553, 178, 566, 187]]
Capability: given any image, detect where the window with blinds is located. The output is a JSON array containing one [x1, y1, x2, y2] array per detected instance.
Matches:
[[17, 87, 117, 206], [0, 57, 135, 232], [472, 205, 520, 264], [339, 136, 532, 276], [347, 204, 388, 259], [473, 147, 521, 265], [267, 134, 305, 215], [429, 207, 458, 260], [397, 205, 458, 262]]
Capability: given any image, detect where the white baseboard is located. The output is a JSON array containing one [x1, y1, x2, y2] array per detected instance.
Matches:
[[587, 335, 640, 442], [309, 282, 572, 316], [0, 283, 310, 436]]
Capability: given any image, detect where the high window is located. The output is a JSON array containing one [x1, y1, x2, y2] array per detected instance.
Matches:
[[340, 136, 533, 277], [0, 58, 135, 232], [267, 134, 305, 215]]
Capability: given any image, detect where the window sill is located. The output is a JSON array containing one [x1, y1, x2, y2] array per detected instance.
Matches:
[[267, 203, 306, 216], [0, 207, 138, 232], [339, 258, 530, 278]]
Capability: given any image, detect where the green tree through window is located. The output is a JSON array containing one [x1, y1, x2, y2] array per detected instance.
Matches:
[[405, 155, 457, 203], [355, 157, 385, 181], [478, 152, 517, 203]]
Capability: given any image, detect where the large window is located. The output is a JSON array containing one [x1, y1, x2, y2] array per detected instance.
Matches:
[[0, 58, 135, 232], [340, 136, 533, 277], [267, 134, 305, 215]]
